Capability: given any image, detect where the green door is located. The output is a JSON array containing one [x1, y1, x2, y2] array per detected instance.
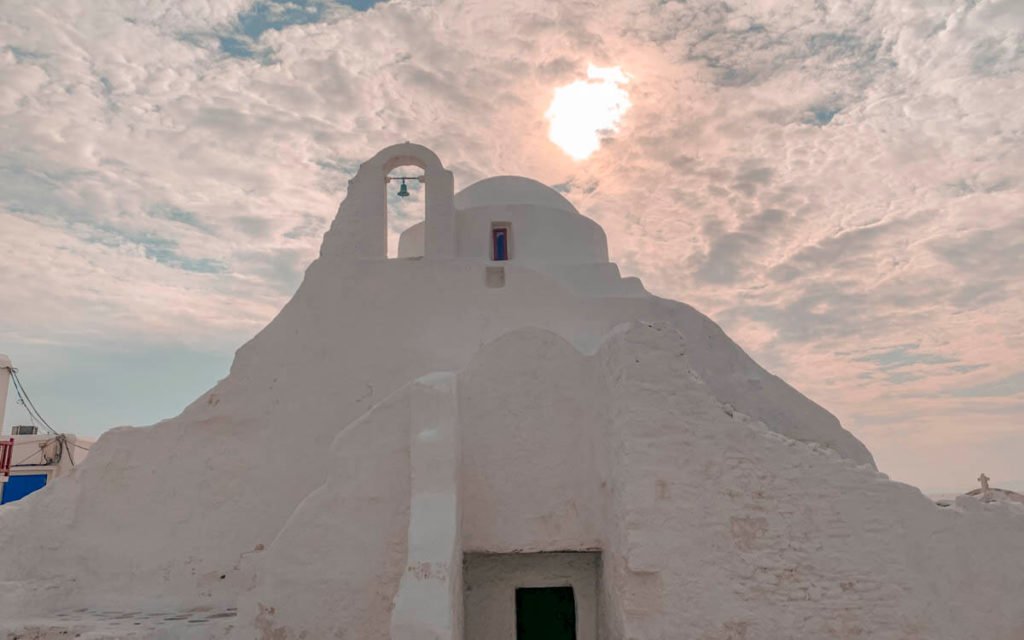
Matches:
[[515, 587, 576, 640]]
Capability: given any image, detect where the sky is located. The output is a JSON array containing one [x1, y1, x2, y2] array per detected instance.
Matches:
[[0, 0, 1021, 495]]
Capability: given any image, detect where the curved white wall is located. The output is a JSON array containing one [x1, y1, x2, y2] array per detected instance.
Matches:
[[458, 328, 608, 553], [455, 176, 577, 213]]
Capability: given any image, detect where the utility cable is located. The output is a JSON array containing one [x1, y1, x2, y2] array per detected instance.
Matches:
[[6, 368, 59, 435], [3, 368, 80, 470], [5, 368, 39, 430], [10, 440, 55, 467]]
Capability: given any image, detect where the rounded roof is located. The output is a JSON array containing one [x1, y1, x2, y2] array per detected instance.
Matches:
[[455, 176, 578, 214]]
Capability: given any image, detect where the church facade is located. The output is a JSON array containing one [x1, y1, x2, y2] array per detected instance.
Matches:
[[1, 145, 1022, 640]]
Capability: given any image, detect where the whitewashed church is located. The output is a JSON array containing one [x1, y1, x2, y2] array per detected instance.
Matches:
[[0, 144, 1023, 640]]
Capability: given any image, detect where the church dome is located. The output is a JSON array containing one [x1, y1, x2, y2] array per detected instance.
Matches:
[[455, 176, 577, 214], [402, 173, 608, 265]]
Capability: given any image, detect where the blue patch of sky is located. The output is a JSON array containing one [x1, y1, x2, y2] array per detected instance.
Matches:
[[951, 371, 1024, 398], [148, 204, 209, 231], [853, 344, 957, 371], [218, 35, 259, 59], [216, 0, 385, 59], [6, 46, 47, 62], [315, 158, 361, 175], [0, 167, 103, 223], [950, 364, 988, 375], [807, 105, 840, 125], [886, 371, 925, 385], [85, 224, 225, 274], [2, 342, 233, 438], [96, 75, 119, 113], [137, 236, 225, 274]]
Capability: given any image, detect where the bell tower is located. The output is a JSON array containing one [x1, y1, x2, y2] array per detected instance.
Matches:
[[321, 143, 456, 260]]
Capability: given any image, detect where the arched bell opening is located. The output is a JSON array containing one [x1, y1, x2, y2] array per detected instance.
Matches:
[[322, 143, 456, 261], [385, 169, 425, 258]]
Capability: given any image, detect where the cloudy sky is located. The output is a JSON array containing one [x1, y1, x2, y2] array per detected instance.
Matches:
[[1, 0, 1021, 494]]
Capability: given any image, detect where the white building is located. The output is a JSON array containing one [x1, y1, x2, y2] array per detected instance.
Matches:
[[0, 144, 1022, 639], [0, 355, 92, 506]]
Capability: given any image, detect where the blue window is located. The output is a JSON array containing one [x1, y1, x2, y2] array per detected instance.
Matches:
[[492, 226, 509, 261], [1, 473, 48, 505]]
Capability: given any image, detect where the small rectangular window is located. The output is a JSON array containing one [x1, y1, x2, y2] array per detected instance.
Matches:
[[492, 224, 510, 261]]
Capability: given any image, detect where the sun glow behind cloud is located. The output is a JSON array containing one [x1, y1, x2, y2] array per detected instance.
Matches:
[[545, 65, 631, 160]]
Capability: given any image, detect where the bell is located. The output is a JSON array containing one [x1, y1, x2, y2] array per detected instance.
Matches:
[[397, 178, 410, 198]]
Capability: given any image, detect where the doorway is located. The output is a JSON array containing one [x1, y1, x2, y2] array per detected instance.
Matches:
[[463, 552, 599, 640], [516, 586, 577, 640]]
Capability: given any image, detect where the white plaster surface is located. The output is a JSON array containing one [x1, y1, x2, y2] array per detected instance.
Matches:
[[455, 176, 577, 214], [1, 146, 1022, 640], [399, 175, 612, 273], [0, 607, 237, 639], [391, 373, 463, 640]]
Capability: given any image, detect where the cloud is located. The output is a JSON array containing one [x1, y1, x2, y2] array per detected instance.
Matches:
[[0, 0, 1022, 493], [691, 208, 789, 284]]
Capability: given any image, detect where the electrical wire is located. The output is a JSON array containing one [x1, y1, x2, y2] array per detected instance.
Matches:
[[10, 368, 57, 434], [10, 440, 55, 467], [6, 369, 39, 430], [6, 367, 59, 436], [3, 366, 81, 471]]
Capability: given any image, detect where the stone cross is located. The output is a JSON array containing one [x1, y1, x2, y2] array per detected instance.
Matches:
[[978, 473, 990, 492]]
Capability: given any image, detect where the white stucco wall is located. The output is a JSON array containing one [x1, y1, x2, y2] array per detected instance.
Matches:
[[0, 254, 875, 617], [238, 382, 414, 640], [593, 322, 1024, 640], [8, 146, 1003, 640], [453, 204, 609, 265], [398, 220, 425, 258], [391, 372, 463, 640], [235, 322, 1024, 639], [464, 553, 600, 640], [459, 328, 608, 554]]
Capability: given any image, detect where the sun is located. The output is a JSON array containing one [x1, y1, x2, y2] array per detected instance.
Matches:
[[545, 65, 632, 160]]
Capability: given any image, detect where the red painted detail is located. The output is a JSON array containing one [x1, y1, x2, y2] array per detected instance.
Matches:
[[0, 438, 13, 479]]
